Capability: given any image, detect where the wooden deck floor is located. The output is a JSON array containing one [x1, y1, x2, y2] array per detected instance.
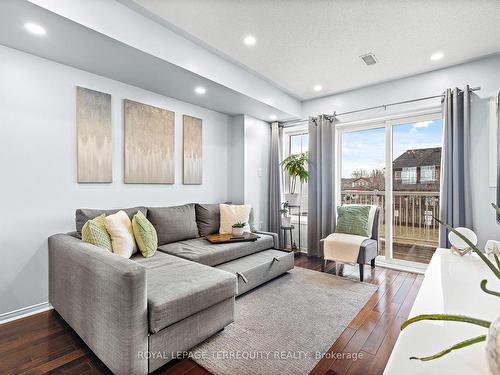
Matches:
[[0, 258, 423, 375]]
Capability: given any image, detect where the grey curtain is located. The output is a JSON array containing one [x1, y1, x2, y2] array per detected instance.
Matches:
[[439, 86, 473, 248], [269, 121, 283, 247], [307, 115, 336, 257]]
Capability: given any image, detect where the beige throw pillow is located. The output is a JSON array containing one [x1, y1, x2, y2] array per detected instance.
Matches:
[[219, 204, 251, 234], [105, 210, 138, 258]]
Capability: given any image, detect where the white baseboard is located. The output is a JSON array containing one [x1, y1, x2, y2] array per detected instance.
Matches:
[[0, 302, 53, 325]]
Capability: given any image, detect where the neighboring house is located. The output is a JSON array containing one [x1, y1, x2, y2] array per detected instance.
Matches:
[[392, 147, 441, 192], [341, 177, 373, 191]]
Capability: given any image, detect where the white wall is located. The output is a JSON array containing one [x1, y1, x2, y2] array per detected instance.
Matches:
[[303, 54, 500, 247], [227, 115, 245, 204], [0, 45, 232, 316], [243, 115, 270, 231]]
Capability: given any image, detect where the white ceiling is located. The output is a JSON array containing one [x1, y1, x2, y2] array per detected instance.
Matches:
[[127, 0, 500, 100], [1, 0, 297, 121]]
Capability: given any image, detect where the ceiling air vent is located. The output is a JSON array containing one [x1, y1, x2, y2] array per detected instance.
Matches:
[[360, 53, 378, 66]]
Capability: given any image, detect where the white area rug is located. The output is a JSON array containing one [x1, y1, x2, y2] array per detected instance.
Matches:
[[193, 267, 377, 375]]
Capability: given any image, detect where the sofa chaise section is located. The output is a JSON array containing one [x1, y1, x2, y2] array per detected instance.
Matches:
[[157, 233, 274, 266], [137, 252, 236, 333]]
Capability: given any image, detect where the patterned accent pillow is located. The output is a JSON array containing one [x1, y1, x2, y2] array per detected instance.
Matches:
[[335, 205, 371, 237], [81, 214, 113, 251], [132, 211, 158, 258]]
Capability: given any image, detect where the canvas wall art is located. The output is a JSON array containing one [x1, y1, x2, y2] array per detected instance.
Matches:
[[183, 115, 202, 185], [76, 86, 112, 183], [124, 99, 175, 184]]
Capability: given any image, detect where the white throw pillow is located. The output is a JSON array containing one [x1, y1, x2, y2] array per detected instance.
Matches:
[[105, 210, 138, 258], [219, 204, 251, 234]]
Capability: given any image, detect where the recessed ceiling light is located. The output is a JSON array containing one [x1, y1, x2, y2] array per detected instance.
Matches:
[[194, 86, 206, 95], [243, 35, 256, 46], [269, 114, 277, 121], [313, 85, 323, 92], [430, 52, 444, 61], [25, 22, 46, 36]]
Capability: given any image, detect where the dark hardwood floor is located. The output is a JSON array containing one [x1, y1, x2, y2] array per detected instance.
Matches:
[[0, 257, 423, 375]]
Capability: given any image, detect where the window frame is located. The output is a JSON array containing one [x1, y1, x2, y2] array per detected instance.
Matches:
[[401, 166, 417, 184], [420, 165, 436, 183]]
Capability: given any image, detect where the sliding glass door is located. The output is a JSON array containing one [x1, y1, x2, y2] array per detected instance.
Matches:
[[339, 110, 442, 268], [391, 117, 443, 264], [340, 125, 387, 255]]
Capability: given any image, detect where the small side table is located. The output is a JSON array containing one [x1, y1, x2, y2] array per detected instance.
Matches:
[[287, 204, 302, 256], [280, 225, 294, 252]]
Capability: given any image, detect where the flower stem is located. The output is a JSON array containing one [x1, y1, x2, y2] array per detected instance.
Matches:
[[401, 314, 491, 331], [410, 335, 486, 361], [480, 279, 500, 297]]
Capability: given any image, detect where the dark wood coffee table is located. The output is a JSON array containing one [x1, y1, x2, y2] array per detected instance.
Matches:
[[206, 232, 260, 244]]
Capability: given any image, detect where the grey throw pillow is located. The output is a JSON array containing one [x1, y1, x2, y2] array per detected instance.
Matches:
[[75, 206, 147, 236], [195, 203, 220, 237], [147, 204, 199, 245]]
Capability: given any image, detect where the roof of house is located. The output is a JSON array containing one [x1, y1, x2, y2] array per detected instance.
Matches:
[[341, 177, 376, 191], [393, 147, 441, 169]]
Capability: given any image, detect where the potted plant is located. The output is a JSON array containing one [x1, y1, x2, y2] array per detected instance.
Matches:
[[400, 203, 500, 374], [231, 221, 246, 237], [280, 202, 291, 227], [280, 152, 309, 206]]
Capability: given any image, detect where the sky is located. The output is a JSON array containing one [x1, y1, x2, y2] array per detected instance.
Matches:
[[341, 119, 443, 178]]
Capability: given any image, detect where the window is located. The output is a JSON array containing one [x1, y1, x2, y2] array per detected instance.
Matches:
[[284, 131, 309, 214], [420, 165, 436, 182], [401, 167, 417, 184], [394, 171, 402, 180], [289, 133, 308, 155]]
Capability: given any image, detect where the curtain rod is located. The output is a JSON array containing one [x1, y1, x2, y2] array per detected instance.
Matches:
[[281, 86, 481, 128]]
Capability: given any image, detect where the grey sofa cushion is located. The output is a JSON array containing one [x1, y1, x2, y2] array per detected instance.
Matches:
[[75, 206, 147, 235], [142, 253, 236, 333], [157, 234, 274, 266], [147, 204, 199, 245], [195, 203, 220, 236]]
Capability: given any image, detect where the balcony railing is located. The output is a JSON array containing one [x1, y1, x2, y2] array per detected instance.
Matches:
[[341, 190, 439, 263]]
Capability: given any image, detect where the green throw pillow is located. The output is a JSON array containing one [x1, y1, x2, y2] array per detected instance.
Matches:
[[335, 205, 371, 237], [81, 214, 113, 251], [132, 211, 158, 258]]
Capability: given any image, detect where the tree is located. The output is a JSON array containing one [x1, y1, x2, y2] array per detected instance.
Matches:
[[370, 168, 385, 190], [351, 168, 369, 178]]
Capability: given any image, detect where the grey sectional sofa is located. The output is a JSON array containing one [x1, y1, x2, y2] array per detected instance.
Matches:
[[48, 203, 294, 374]]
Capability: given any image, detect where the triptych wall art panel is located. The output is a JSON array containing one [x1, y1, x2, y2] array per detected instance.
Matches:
[[76, 87, 204, 185], [124, 99, 175, 184], [76, 86, 113, 183], [183, 115, 203, 185]]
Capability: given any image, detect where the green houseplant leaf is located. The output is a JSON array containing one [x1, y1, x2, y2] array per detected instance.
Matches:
[[280, 152, 309, 194]]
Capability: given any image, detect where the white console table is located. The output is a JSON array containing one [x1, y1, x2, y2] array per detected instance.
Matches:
[[384, 248, 500, 375]]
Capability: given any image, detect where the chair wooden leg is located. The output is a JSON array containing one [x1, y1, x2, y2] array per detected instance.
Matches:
[[359, 263, 364, 282], [321, 259, 326, 272], [370, 258, 375, 268]]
